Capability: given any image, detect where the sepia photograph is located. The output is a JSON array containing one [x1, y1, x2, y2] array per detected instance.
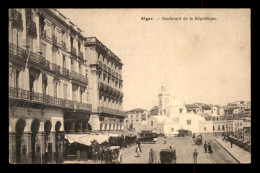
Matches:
[[8, 8, 251, 164]]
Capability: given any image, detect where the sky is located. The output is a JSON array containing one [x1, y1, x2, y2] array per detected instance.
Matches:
[[58, 9, 251, 111]]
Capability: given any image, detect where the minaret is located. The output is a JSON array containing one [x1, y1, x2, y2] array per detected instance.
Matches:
[[158, 75, 170, 116]]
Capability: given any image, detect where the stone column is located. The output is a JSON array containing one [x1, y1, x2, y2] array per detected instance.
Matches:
[[21, 9, 27, 48], [9, 10, 12, 43], [34, 10, 41, 54], [89, 114, 100, 132], [67, 29, 71, 52], [37, 72, 42, 94], [68, 82, 72, 101]]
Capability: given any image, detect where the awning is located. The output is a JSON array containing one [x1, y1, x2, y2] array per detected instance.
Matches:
[[65, 134, 111, 146]]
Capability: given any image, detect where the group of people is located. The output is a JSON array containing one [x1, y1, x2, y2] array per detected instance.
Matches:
[[203, 142, 213, 153]]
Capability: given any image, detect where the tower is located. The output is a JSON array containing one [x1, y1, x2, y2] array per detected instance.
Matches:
[[158, 79, 170, 116]]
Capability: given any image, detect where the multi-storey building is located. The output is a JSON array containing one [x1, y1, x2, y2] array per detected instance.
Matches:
[[9, 8, 92, 164], [184, 104, 200, 114], [227, 101, 251, 117], [125, 108, 150, 131], [85, 37, 126, 132]]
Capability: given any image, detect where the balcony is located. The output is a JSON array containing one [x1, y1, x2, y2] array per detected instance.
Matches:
[[97, 106, 126, 117], [26, 20, 37, 38], [62, 68, 70, 78], [41, 30, 47, 40], [74, 101, 92, 112], [52, 64, 61, 74], [40, 57, 50, 70], [102, 64, 107, 71], [62, 41, 66, 50], [107, 67, 111, 74], [70, 70, 88, 85], [71, 46, 77, 57], [52, 35, 58, 46], [78, 51, 83, 60], [9, 86, 75, 109], [9, 43, 27, 60], [29, 51, 42, 65], [10, 9, 23, 30]]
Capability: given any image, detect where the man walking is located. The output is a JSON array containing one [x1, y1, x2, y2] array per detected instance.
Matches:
[[193, 149, 198, 164], [230, 138, 233, 148], [208, 143, 213, 153], [204, 142, 208, 153]]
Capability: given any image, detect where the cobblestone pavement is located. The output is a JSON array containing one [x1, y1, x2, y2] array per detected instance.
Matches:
[[120, 136, 238, 164], [214, 137, 251, 164]]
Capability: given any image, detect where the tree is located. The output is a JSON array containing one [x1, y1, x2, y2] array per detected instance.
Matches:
[[90, 140, 100, 162]]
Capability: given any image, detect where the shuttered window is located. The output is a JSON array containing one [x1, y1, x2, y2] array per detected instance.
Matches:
[[63, 83, 67, 99], [41, 43, 46, 58], [12, 29, 18, 46], [53, 82, 57, 98]]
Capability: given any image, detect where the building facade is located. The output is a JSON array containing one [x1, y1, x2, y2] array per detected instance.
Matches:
[[85, 37, 126, 132], [125, 108, 150, 132], [9, 8, 94, 164]]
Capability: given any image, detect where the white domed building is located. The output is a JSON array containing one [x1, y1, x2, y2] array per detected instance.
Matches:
[[145, 83, 208, 136]]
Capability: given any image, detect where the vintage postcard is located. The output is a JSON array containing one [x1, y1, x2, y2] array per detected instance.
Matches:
[[9, 8, 250, 164]]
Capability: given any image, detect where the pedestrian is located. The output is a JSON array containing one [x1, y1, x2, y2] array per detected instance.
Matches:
[[138, 140, 142, 153], [117, 150, 122, 164], [35, 146, 41, 164], [230, 138, 233, 148], [204, 142, 207, 153], [149, 148, 155, 164], [193, 149, 198, 164], [77, 149, 81, 161], [136, 144, 140, 157], [208, 143, 213, 153], [173, 150, 177, 164], [21, 148, 29, 164], [193, 133, 195, 140]]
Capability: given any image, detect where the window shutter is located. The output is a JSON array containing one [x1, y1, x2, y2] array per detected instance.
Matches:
[[12, 29, 17, 46], [41, 44, 46, 58], [63, 83, 67, 99]]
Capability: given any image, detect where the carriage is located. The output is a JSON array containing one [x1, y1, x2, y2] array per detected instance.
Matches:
[[159, 149, 176, 164], [138, 130, 158, 144]]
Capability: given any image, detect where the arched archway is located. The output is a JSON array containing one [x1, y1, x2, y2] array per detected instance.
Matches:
[[15, 118, 26, 163], [44, 120, 52, 163], [55, 121, 63, 163], [31, 119, 40, 164]]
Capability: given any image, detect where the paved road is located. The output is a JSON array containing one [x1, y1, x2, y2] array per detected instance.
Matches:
[[120, 136, 238, 164]]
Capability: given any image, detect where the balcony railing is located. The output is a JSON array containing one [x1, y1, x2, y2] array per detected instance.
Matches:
[[40, 57, 50, 70], [52, 35, 57, 46], [9, 43, 27, 60], [98, 61, 102, 67], [103, 64, 107, 71], [78, 51, 83, 60], [9, 87, 74, 109], [26, 20, 37, 38], [52, 64, 61, 74], [97, 106, 126, 117], [41, 30, 47, 39], [62, 68, 70, 78], [10, 9, 23, 30], [29, 51, 42, 65], [70, 70, 88, 84], [71, 47, 77, 57], [62, 41, 66, 50], [107, 67, 111, 74], [74, 101, 92, 111]]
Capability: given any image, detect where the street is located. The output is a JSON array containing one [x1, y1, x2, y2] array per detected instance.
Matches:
[[120, 136, 238, 164]]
